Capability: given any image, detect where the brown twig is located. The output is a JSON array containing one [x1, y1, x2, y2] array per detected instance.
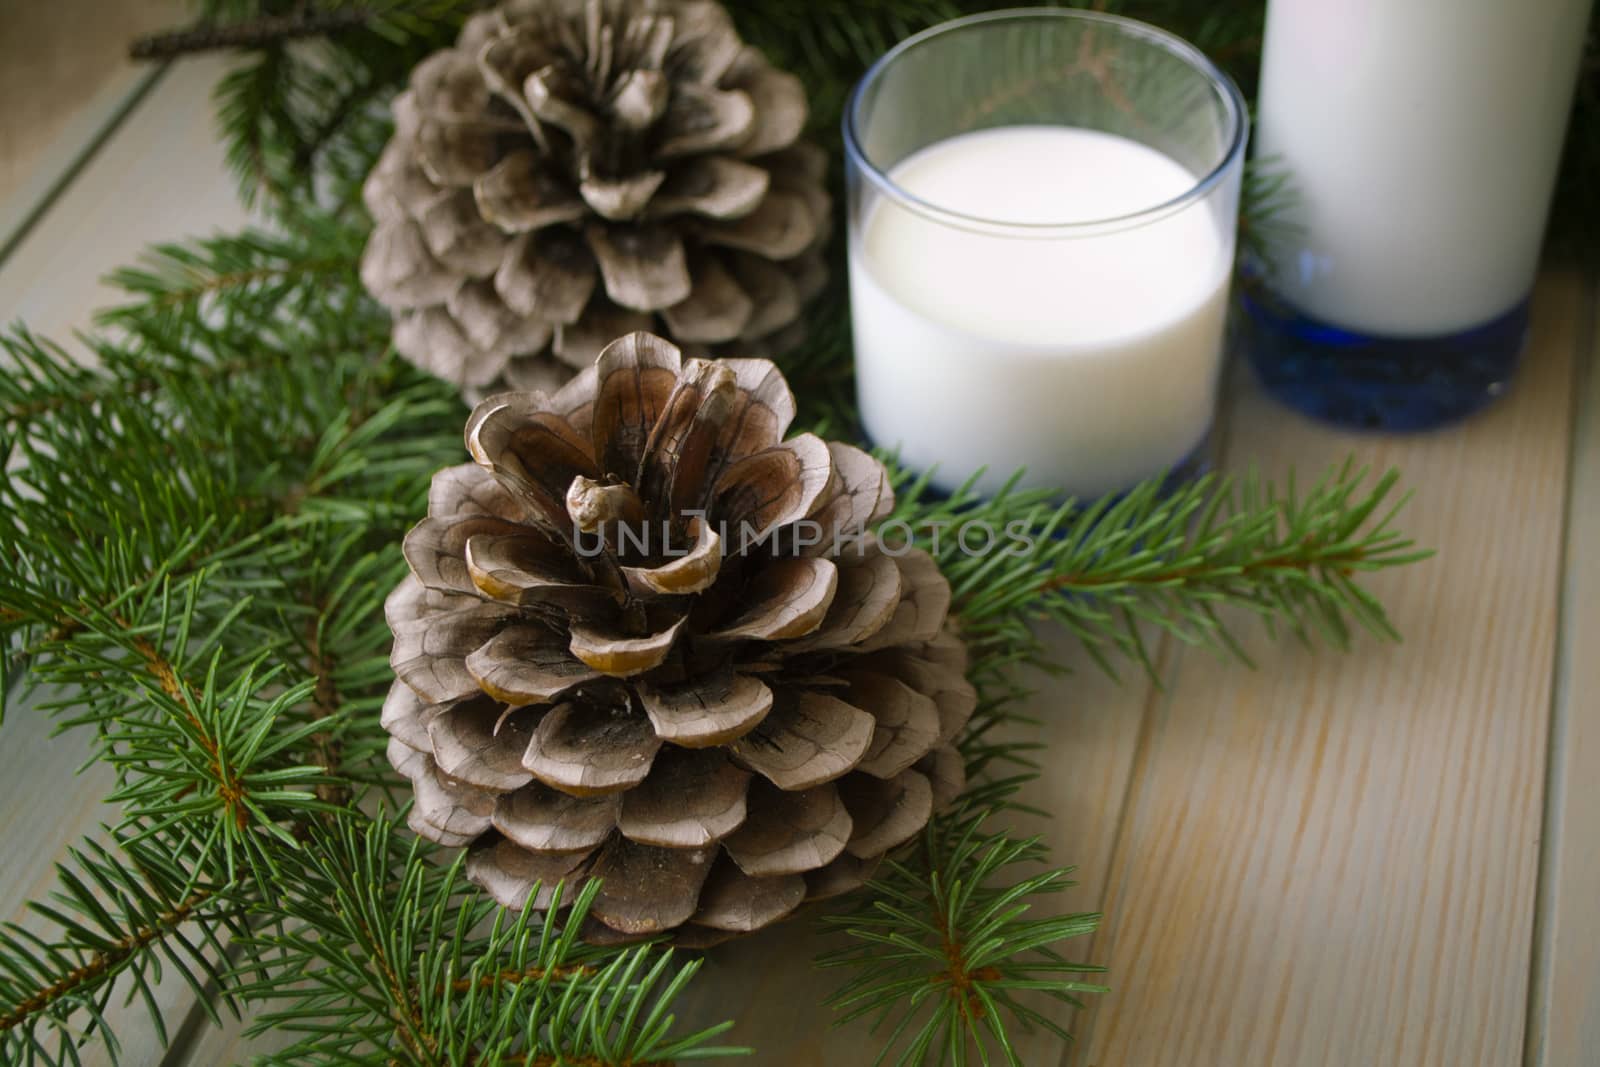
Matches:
[[931, 907, 1000, 1027], [304, 612, 352, 809], [146, 257, 355, 310], [498, 1056, 675, 1067], [448, 963, 595, 994], [130, 10, 372, 61], [1038, 546, 1366, 595], [0, 890, 213, 1033], [122, 617, 252, 831]]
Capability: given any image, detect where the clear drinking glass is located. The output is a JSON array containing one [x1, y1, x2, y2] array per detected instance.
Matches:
[[844, 9, 1248, 500]]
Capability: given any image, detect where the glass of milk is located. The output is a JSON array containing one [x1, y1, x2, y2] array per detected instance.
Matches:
[[844, 9, 1247, 500]]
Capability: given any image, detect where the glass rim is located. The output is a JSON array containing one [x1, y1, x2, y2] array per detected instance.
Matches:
[[842, 7, 1250, 237]]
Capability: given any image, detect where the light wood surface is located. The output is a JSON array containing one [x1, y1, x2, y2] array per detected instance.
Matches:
[[2, 39, 1598, 1067], [0, 55, 249, 345], [0, 0, 185, 245], [1075, 279, 1580, 1067]]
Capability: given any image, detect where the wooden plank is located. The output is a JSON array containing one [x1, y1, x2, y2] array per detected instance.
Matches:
[[1070, 275, 1582, 1067], [1525, 276, 1600, 1066], [0, 703, 118, 929], [0, 68, 161, 263], [0, 52, 251, 1067], [0, 0, 185, 217], [0, 54, 250, 344]]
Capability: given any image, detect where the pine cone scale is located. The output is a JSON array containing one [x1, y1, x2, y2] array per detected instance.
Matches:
[[589, 836, 715, 933], [465, 624, 603, 705], [521, 699, 662, 795], [585, 223, 690, 311], [636, 670, 771, 747], [589, 332, 683, 478], [578, 171, 666, 220], [721, 780, 852, 877], [727, 691, 876, 792], [662, 254, 753, 342], [568, 615, 686, 674], [493, 781, 618, 852], [473, 150, 587, 232], [615, 747, 750, 847], [496, 230, 596, 323], [648, 156, 769, 219], [691, 860, 805, 932], [840, 770, 935, 859], [428, 697, 537, 792]]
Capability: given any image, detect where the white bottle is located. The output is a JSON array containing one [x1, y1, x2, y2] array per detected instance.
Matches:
[[1255, 0, 1593, 337]]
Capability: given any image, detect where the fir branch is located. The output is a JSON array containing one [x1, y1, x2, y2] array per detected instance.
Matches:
[[237, 818, 744, 1065], [136, 255, 353, 312], [216, 44, 295, 207], [291, 65, 388, 174], [0, 891, 213, 1035], [821, 805, 1105, 1067], [447, 964, 595, 994], [814, 457, 1427, 1061], [98, 218, 366, 320], [893, 463, 1429, 678], [2, 349, 287, 429], [0, 826, 245, 1064], [1238, 155, 1303, 276], [98, 612, 347, 879], [2, 511, 273, 671], [498, 1055, 674, 1067], [202, 5, 470, 210], [112, 610, 257, 838]]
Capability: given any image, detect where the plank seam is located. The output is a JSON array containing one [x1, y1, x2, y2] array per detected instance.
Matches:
[[1521, 268, 1600, 1067], [0, 63, 169, 270]]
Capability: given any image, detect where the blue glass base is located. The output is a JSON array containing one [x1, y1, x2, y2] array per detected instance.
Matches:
[[862, 434, 1212, 508], [1239, 287, 1529, 431]]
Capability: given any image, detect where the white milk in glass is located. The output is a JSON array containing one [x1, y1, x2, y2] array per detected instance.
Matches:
[[1256, 0, 1594, 336], [850, 126, 1232, 500]]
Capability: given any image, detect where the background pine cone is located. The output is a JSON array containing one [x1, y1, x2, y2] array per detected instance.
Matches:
[[361, 0, 830, 399], [383, 332, 972, 944]]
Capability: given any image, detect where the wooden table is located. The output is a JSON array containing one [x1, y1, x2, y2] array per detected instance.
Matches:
[[2, 45, 1596, 1067]]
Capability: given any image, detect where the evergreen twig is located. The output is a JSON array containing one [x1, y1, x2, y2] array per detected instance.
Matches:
[[821, 806, 1105, 1066], [0, 890, 214, 1035], [0, 825, 247, 1062]]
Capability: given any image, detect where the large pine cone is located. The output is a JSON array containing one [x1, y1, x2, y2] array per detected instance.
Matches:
[[361, 0, 830, 398], [383, 332, 972, 944]]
